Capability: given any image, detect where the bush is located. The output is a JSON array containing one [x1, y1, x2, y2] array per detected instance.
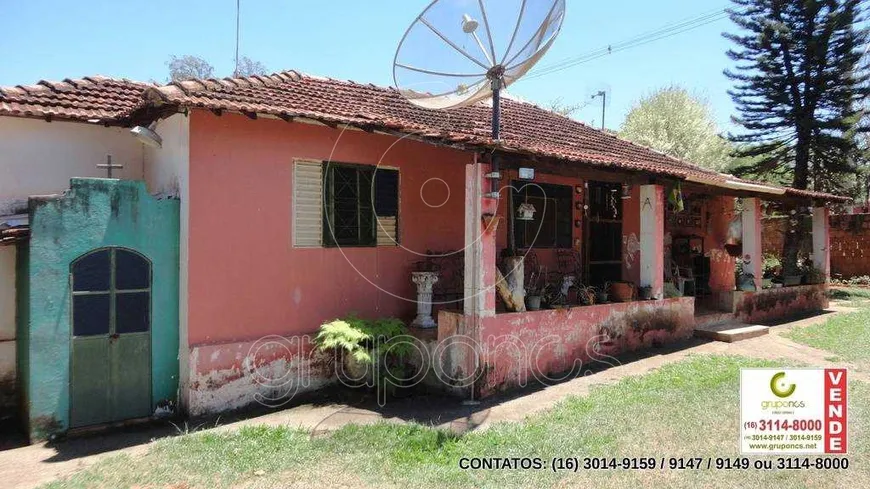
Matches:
[[832, 275, 870, 287], [314, 316, 414, 392]]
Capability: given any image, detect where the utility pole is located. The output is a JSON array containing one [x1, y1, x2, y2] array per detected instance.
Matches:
[[592, 90, 607, 130], [234, 0, 240, 76]]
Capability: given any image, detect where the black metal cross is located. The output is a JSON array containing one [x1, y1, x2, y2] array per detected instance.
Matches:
[[97, 155, 124, 178]]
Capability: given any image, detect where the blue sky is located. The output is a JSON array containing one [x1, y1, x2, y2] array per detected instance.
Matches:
[[0, 0, 737, 130]]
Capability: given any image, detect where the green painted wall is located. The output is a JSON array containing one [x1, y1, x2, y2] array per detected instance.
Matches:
[[22, 178, 179, 440]]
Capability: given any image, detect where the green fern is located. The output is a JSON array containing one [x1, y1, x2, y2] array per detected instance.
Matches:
[[314, 316, 412, 365]]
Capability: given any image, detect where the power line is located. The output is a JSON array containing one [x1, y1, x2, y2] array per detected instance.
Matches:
[[526, 8, 729, 80], [529, 9, 727, 77]]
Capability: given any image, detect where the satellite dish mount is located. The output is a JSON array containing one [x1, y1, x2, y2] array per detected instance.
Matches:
[[393, 0, 566, 197]]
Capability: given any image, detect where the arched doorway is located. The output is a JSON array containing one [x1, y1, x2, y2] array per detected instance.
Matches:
[[69, 247, 152, 428]]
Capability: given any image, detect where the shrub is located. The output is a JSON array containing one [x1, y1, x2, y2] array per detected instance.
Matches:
[[314, 316, 414, 393]]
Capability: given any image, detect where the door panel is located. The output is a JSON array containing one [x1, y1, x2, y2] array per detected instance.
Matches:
[[70, 337, 111, 428], [70, 247, 152, 428], [111, 333, 151, 421]]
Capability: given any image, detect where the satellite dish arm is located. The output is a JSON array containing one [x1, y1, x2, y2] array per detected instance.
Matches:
[[420, 17, 491, 70]]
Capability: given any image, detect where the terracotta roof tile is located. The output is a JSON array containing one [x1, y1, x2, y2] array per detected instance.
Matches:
[[0, 76, 150, 123], [145, 71, 849, 202], [1, 70, 848, 203]]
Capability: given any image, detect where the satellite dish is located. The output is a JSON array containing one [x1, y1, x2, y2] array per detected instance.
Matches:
[[393, 0, 565, 199], [393, 0, 566, 114]]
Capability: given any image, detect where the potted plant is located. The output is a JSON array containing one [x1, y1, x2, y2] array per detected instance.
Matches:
[[762, 254, 781, 289], [577, 285, 597, 306], [782, 274, 802, 286], [525, 270, 544, 311], [595, 283, 610, 304], [609, 281, 636, 302], [805, 264, 826, 285], [738, 273, 757, 292], [663, 282, 682, 299], [638, 285, 653, 300]]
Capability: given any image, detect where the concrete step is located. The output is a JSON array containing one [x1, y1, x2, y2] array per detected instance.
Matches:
[[694, 321, 769, 343], [694, 311, 736, 330]]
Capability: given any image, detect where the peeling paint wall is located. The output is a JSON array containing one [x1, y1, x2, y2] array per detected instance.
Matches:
[[21, 178, 179, 441], [733, 284, 829, 324], [444, 298, 695, 397], [187, 336, 333, 416], [0, 245, 16, 417]]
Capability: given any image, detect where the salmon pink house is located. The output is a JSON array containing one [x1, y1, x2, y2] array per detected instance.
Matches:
[[2, 70, 847, 440]]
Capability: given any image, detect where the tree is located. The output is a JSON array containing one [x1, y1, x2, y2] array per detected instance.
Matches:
[[724, 0, 868, 275], [166, 55, 215, 82], [234, 56, 268, 77], [545, 97, 587, 117], [619, 86, 733, 171]]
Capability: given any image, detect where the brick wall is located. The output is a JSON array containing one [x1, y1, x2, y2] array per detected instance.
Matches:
[[762, 214, 870, 279], [829, 214, 870, 278], [761, 216, 812, 257]]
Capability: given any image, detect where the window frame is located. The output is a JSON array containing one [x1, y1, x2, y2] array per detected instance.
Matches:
[[511, 180, 573, 250], [321, 162, 400, 248], [70, 247, 152, 338]]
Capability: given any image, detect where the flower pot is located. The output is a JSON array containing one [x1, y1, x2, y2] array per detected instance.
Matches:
[[596, 292, 609, 304], [783, 275, 802, 287], [738, 274, 756, 292], [609, 282, 635, 302], [762, 278, 773, 289], [527, 295, 542, 311], [638, 286, 653, 300]]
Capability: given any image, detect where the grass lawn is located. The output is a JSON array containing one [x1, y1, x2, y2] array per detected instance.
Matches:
[[829, 287, 870, 308], [786, 293, 870, 365], [43, 356, 869, 489]]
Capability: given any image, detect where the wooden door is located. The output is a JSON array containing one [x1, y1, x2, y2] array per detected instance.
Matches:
[[70, 248, 151, 428]]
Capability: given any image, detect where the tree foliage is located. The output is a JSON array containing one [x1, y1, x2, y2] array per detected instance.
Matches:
[[545, 97, 588, 118], [234, 56, 268, 77], [619, 86, 733, 171], [724, 0, 868, 194], [166, 55, 269, 81], [166, 55, 215, 82]]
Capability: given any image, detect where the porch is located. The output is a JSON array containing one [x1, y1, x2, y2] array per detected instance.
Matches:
[[414, 155, 834, 396]]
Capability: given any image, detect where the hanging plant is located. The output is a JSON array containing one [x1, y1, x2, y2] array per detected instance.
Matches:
[[668, 183, 685, 213]]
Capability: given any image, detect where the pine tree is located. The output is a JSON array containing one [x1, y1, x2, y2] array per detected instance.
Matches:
[[724, 0, 868, 274]]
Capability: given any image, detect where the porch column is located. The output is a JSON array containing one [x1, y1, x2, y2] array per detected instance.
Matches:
[[741, 198, 763, 291], [464, 160, 497, 317], [639, 185, 665, 300], [812, 207, 831, 283]]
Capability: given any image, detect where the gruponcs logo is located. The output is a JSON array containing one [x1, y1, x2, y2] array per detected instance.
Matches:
[[770, 371, 796, 398]]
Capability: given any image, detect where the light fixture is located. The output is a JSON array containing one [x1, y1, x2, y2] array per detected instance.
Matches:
[[461, 14, 479, 33], [621, 183, 632, 200], [130, 122, 162, 148]]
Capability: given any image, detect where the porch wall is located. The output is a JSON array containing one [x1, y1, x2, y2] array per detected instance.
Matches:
[[733, 284, 829, 324], [440, 298, 695, 397], [0, 245, 15, 417]]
